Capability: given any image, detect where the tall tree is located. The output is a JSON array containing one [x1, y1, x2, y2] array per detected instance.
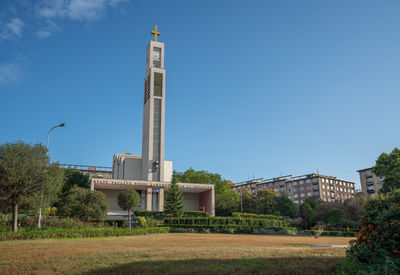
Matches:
[[62, 169, 90, 194], [215, 180, 239, 216], [241, 188, 257, 213], [256, 189, 278, 214], [299, 202, 316, 229], [117, 190, 141, 229], [0, 142, 49, 232], [58, 186, 108, 221], [164, 176, 184, 217], [275, 194, 298, 218], [343, 193, 366, 222], [23, 164, 65, 213], [373, 147, 400, 194], [327, 208, 344, 226]]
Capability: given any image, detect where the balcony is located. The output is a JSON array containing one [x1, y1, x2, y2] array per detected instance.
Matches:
[[367, 189, 375, 194]]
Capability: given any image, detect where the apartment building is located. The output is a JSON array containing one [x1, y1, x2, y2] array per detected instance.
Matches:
[[357, 167, 384, 197], [232, 173, 356, 204]]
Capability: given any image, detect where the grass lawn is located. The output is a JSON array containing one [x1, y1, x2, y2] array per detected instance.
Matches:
[[0, 233, 353, 274]]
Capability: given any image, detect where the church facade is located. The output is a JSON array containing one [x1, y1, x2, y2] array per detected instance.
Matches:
[[90, 26, 215, 218]]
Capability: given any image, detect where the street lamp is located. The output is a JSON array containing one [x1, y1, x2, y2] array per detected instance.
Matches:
[[37, 122, 66, 228]]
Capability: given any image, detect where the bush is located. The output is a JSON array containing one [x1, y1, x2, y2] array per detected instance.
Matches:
[[231, 212, 283, 219], [183, 211, 211, 217], [0, 227, 170, 241], [164, 217, 291, 234], [343, 190, 400, 274]]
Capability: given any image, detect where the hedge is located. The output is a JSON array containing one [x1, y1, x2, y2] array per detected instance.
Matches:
[[134, 210, 210, 219], [304, 230, 357, 237], [169, 225, 297, 234], [163, 217, 290, 228], [231, 213, 283, 220], [0, 227, 170, 241]]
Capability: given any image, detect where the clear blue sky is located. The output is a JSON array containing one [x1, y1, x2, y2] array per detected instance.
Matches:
[[1, 0, 400, 188]]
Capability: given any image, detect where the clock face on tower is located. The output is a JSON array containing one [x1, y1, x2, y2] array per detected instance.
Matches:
[[153, 50, 160, 61]]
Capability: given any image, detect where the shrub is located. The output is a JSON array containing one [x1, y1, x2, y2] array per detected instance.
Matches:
[[343, 190, 400, 274], [0, 227, 170, 241], [134, 211, 164, 220], [137, 217, 147, 228], [231, 213, 283, 219], [183, 211, 211, 217]]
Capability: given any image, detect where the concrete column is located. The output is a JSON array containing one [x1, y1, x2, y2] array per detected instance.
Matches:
[[146, 187, 152, 211], [158, 188, 164, 211]]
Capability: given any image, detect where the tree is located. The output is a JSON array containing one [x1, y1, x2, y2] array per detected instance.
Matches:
[[241, 188, 257, 213], [373, 147, 400, 194], [215, 180, 239, 216], [164, 176, 184, 217], [299, 202, 316, 229], [256, 189, 278, 214], [0, 142, 49, 232], [23, 164, 64, 213], [343, 193, 366, 223], [117, 190, 140, 229], [62, 169, 90, 194], [275, 194, 298, 218], [58, 187, 108, 221], [327, 208, 344, 226], [174, 168, 224, 186]]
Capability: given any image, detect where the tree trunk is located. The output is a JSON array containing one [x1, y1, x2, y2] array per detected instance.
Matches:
[[128, 209, 131, 229], [12, 202, 18, 232]]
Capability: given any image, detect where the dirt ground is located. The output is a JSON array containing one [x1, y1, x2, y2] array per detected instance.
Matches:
[[0, 233, 353, 274]]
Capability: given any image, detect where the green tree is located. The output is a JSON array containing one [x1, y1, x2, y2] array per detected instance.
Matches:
[[275, 194, 298, 218], [343, 193, 366, 223], [0, 142, 49, 232], [256, 189, 278, 214], [58, 187, 108, 221], [62, 169, 90, 194], [173, 168, 223, 185], [327, 208, 344, 226], [299, 202, 316, 229], [117, 190, 141, 229], [164, 176, 184, 217], [373, 147, 400, 194], [241, 188, 257, 213], [215, 180, 239, 216], [23, 164, 65, 213]]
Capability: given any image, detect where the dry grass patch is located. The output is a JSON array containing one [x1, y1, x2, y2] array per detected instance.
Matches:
[[0, 233, 353, 274]]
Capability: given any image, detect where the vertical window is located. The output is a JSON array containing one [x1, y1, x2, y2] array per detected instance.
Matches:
[[154, 72, 163, 97], [153, 47, 161, 67], [152, 99, 162, 181]]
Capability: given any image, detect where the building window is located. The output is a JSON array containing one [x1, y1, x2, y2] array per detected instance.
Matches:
[[294, 194, 298, 198], [154, 72, 163, 97], [300, 187, 304, 191], [293, 188, 297, 192], [153, 47, 161, 67], [299, 180, 303, 185], [306, 186, 311, 190], [301, 193, 305, 197], [307, 192, 312, 196], [306, 179, 311, 184]]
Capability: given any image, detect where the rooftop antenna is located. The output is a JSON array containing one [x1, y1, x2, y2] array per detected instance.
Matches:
[[317, 168, 319, 174]]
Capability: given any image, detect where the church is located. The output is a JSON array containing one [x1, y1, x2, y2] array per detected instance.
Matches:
[[90, 26, 215, 218]]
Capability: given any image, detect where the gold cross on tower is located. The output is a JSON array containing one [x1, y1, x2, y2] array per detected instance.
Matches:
[[151, 25, 160, 41]]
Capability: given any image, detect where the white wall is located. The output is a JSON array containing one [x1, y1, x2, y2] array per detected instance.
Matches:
[[164, 160, 173, 182], [182, 193, 199, 211]]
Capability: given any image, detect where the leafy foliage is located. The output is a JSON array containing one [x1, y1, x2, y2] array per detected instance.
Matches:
[[62, 169, 90, 194], [164, 176, 184, 217], [256, 189, 278, 214], [344, 189, 400, 274], [117, 189, 141, 229], [275, 194, 298, 218], [240, 188, 257, 213], [0, 227, 170, 241], [373, 147, 400, 194], [215, 180, 239, 216], [58, 187, 109, 221], [0, 142, 49, 231]]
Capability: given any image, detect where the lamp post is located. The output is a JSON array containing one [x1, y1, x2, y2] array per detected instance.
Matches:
[[37, 123, 66, 228]]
